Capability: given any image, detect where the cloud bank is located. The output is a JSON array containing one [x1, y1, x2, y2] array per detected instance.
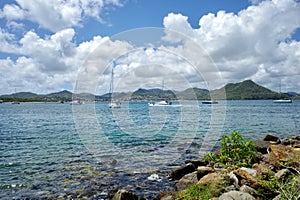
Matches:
[[0, 0, 121, 32], [0, 0, 300, 94]]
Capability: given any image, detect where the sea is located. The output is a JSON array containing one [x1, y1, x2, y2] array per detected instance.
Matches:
[[1, 100, 299, 199]]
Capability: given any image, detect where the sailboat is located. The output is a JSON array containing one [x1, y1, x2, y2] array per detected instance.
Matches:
[[12, 88, 20, 104], [273, 80, 292, 103], [108, 67, 121, 108], [202, 84, 218, 104], [148, 80, 173, 107], [70, 81, 84, 105], [202, 100, 218, 104]]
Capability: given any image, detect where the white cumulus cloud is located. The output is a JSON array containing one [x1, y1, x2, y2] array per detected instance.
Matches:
[[163, 0, 300, 92], [0, 0, 121, 32]]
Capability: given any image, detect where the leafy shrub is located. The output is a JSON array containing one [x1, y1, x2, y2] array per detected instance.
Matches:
[[257, 171, 300, 200], [204, 130, 259, 167]]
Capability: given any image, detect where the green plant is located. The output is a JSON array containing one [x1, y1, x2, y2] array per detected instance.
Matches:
[[204, 130, 259, 167], [176, 183, 211, 200], [257, 171, 300, 200], [277, 173, 300, 200], [176, 172, 230, 200]]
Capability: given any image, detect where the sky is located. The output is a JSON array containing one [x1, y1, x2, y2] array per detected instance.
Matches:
[[0, 0, 300, 95]]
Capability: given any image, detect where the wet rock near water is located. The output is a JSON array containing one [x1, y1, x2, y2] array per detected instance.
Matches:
[[175, 172, 198, 191], [112, 189, 145, 200], [168, 163, 196, 180], [263, 134, 281, 144]]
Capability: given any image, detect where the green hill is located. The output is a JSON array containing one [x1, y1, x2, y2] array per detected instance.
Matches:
[[176, 88, 210, 100], [130, 88, 177, 100], [0, 80, 297, 101], [212, 80, 284, 100], [45, 90, 72, 101]]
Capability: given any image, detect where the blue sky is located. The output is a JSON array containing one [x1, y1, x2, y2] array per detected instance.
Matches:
[[75, 0, 252, 41], [0, 0, 300, 94]]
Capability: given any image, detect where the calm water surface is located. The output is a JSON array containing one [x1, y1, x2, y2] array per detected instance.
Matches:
[[0, 100, 299, 199]]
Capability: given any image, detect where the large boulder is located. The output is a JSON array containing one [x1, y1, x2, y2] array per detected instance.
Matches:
[[199, 172, 221, 185], [219, 191, 255, 200], [269, 144, 300, 167], [199, 171, 228, 197], [233, 169, 258, 188], [263, 134, 280, 144], [254, 140, 270, 154], [176, 172, 198, 191], [112, 189, 141, 200], [169, 163, 196, 180]]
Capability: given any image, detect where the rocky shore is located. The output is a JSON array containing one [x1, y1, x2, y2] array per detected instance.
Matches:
[[111, 132, 300, 200]]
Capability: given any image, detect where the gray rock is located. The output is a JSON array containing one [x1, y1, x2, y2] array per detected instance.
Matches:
[[169, 163, 196, 180], [112, 189, 141, 200], [254, 140, 270, 154], [176, 171, 198, 191], [219, 191, 255, 200]]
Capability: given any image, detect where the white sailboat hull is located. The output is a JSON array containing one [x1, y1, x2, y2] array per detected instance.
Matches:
[[109, 102, 121, 108], [273, 99, 292, 103]]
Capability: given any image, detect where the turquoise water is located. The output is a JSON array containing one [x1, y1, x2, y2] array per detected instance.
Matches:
[[0, 100, 299, 199]]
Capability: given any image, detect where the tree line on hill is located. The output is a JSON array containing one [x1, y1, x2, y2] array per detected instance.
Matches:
[[0, 80, 298, 102]]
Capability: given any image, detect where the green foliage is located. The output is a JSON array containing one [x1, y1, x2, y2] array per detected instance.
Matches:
[[176, 174, 230, 200], [257, 171, 300, 200], [204, 130, 259, 167], [176, 183, 212, 200], [277, 174, 300, 200], [257, 173, 279, 195]]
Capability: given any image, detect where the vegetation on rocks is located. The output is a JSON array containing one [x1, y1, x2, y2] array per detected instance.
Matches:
[[176, 183, 211, 200], [204, 130, 259, 167], [112, 131, 300, 200], [176, 172, 229, 200], [154, 131, 300, 200]]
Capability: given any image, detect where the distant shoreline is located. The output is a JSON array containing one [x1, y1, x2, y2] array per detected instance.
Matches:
[[1, 80, 299, 102]]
